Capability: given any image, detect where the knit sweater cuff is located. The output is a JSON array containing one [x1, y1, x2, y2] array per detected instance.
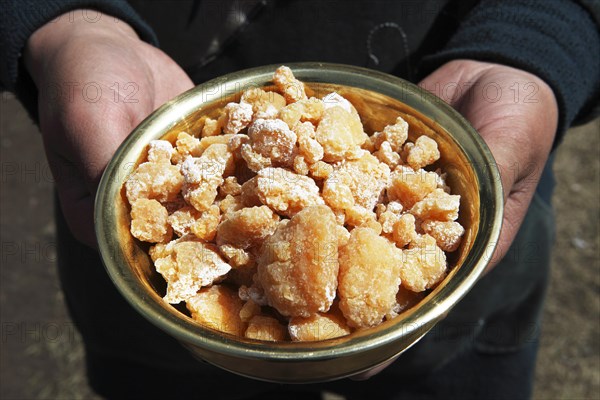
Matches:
[[0, 0, 159, 91], [420, 0, 600, 143]]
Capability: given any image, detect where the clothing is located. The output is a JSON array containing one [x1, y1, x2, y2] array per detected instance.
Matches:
[[1, 0, 599, 399], [2, 0, 599, 138]]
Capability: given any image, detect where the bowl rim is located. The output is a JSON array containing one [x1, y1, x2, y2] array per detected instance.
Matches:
[[95, 62, 503, 369]]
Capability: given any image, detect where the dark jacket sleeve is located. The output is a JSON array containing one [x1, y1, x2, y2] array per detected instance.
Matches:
[[420, 0, 600, 144], [0, 0, 158, 120], [0, 0, 158, 90]]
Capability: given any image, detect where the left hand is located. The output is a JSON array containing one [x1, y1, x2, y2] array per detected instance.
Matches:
[[352, 59, 558, 380]]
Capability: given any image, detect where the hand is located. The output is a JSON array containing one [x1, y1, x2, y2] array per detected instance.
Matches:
[[419, 59, 558, 273], [24, 10, 194, 247], [352, 59, 558, 381]]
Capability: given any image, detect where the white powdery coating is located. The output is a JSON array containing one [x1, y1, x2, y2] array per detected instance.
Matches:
[[387, 201, 403, 214], [329, 154, 390, 211], [180, 155, 226, 185], [180, 156, 198, 183], [297, 130, 324, 163], [125, 161, 183, 203], [180, 156, 204, 183], [322, 92, 353, 113], [151, 166, 180, 193], [150, 140, 174, 152], [256, 167, 324, 216], [167, 208, 198, 237], [224, 101, 253, 134], [323, 180, 355, 210], [241, 143, 272, 172], [288, 324, 300, 340], [248, 118, 297, 165], [323, 284, 337, 306], [377, 141, 401, 167], [148, 140, 174, 163], [156, 243, 232, 304], [249, 117, 290, 134], [255, 104, 279, 119], [382, 117, 409, 151], [411, 190, 461, 221]]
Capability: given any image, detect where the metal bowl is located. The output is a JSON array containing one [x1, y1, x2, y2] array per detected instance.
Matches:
[[95, 62, 503, 383]]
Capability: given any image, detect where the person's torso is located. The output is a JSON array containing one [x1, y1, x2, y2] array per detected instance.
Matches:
[[128, 0, 476, 84]]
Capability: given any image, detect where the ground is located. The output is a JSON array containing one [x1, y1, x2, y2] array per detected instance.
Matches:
[[0, 95, 598, 399]]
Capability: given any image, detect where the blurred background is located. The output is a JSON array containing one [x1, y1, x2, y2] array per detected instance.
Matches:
[[1, 93, 598, 399]]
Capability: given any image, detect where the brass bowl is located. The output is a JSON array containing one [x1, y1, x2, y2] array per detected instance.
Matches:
[[95, 63, 503, 383]]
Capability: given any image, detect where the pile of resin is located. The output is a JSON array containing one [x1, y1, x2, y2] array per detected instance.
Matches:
[[124, 66, 465, 342]]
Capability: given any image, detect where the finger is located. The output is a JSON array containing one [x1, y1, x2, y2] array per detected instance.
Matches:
[[417, 59, 494, 106], [45, 150, 98, 248], [58, 193, 97, 249], [483, 175, 537, 273]]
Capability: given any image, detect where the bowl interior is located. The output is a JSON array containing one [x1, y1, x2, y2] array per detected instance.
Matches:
[[96, 63, 502, 381]]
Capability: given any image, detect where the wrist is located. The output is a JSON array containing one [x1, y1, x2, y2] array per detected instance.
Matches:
[[24, 9, 139, 85]]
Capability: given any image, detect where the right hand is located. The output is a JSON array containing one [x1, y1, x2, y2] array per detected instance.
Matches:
[[24, 10, 194, 247]]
